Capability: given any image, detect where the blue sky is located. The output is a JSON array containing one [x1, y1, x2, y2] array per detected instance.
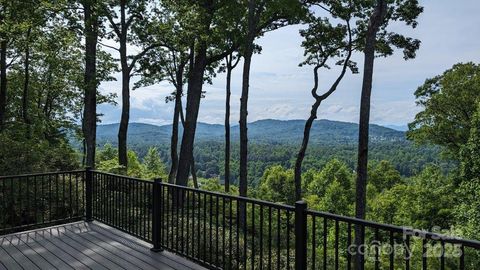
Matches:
[[98, 0, 480, 127]]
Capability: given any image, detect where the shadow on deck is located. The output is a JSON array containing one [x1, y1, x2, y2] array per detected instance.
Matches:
[[0, 221, 206, 270]]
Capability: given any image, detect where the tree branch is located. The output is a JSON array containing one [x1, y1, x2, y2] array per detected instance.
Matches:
[[99, 41, 120, 52], [105, 11, 121, 38]]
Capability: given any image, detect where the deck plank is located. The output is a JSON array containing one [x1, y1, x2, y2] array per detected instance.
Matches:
[[21, 239, 74, 270], [58, 226, 143, 270], [38, 232, 106, 269], [89, 222, 202, 270], [0, 222, 205, 270], [1, 243, 40, 269], [63, 225, 160, 270], [8, 236, 56, 270], [0, 246, 21, 269]]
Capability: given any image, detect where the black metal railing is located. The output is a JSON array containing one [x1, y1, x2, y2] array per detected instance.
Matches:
[[153, 181, 296, 269], [0, 170, 85, 235], [91, 171, 153, 243], [1, 169, 480, 269], [305, 210, 480, 270]]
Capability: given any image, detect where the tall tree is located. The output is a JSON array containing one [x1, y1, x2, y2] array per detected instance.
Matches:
[[239, 0, 256, 199], [136, 44, 190, 183], [238, 0, 305, 197], [82, 0, 99, 168], [353, 0, 422, 268], [102, 0, 159, 169], [294, 1, 357, 201], [407, 62, 480, 158], [223, 53, 240, 192], [172, 0, 243, 186]]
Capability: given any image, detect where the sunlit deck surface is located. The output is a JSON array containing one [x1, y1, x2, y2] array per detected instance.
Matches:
[[0, 221, 206, 270]]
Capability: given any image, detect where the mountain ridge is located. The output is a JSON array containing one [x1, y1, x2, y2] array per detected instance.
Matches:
[[96, 119, 405, 146]]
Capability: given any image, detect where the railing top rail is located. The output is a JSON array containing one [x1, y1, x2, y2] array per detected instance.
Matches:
[[0, 169, 86, 180], [306, 209, 480, 248], [159, 182, 297, 211], [92, 170, 153, 184]]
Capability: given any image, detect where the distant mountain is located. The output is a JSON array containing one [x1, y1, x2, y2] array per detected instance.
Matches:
[[96, 119, 405, 146], [385, 124, 409, 132]]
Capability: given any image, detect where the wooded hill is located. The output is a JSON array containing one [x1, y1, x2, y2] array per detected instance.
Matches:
[[90, 119, 449, 184]]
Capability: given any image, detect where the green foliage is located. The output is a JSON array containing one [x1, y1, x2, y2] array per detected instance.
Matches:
[[143, 147, 167, 179], [257, 165, 295, 205], [368, 160, 401, 192], [455, 102, 480, 240], [97, 145, 167, 180], [408, 62, 480, 158], [0, 126, 79, 175], [369, 165, 453, 229]]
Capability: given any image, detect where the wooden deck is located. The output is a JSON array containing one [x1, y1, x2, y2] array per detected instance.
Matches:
[[0, 221, 206, 270]]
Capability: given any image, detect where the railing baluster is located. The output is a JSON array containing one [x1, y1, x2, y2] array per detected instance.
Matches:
[[151, 178, 162, 252], [180, 188, 185, 254], [55, 173, 59, 218], [286, 210, 290, 270], [277, 208, 280, 270], [209, 194, 213, 264], [222, 196, 226, 269], [26, 177, 30, 223], [389, 231, 394, 270], [34, 176, 38, 224], [459, 245, 465, 270], [203, 192, 207, 262], [323, 217, 327, 270], [252, 203, 255, 270], [259, 204, 264, 270], [191, 189, 196, 258], [405, 235, 410, 270], [347, 222, 351, 270], [268, 206, 272, 270], [422, 238, 427, 270], [237, 200, 240, 270], [216, 195, 220, 267], [229, 198, 233, 269], [186, 189, 190, 257], [374, 228, 379, 270], [75, 172, 79, 218], [62, 173, 66, 218], [313, 217, 317, 269], [198, 191, 202, 262], [440, 240, 445, 270]]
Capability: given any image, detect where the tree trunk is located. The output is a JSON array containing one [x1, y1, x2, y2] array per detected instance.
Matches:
[[239, 0, 256, 198], [294, 98, 321, 200], [0, 38, 7, 131], [168, 57, 187, 183], [168, 82, 183, 183], [118, 1, 129, 169], [224, 58, 232, 192], [175, 43, 208, 186], [82, 0, 99, 169], [22, 27, 32, 129], [190, 155, 198, 189], [354, 1, 387, 269], [118, 70, 130, 168], [294, 21, 353, 201], [176, 94, 199, 189]]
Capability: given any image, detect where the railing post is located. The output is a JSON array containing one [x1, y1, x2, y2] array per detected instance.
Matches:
[[85, 167, 93, 222], [295, 200, 308, 270], [151, 177, 163, 252]]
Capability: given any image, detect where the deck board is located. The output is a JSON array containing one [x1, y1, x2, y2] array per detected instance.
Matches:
[[0, 222, 206, 270]]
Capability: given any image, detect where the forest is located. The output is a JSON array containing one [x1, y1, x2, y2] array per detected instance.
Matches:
[[0, 0, 479, 264]]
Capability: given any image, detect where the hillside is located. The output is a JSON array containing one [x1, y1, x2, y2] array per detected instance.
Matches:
[[97, 119, 405, 146]]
